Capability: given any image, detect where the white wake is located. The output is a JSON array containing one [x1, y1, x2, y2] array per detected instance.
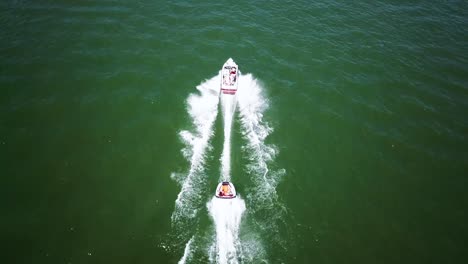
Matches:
[[219, 94, 237, 181], [237, 73, 284, 206], [237, 74, 287, 259], [173, 69, 285, 264], [178, 236, 194, 264], [208, 196, 246, 264], [171, 75, 220, 243], [208, 80, 246, 264]]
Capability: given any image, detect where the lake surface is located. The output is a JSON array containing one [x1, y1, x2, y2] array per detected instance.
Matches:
[[1, 0, 467, 263]]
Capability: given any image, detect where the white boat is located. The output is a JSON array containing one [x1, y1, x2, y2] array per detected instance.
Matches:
[[220, 58, 239, 95], [215, 181, 237, 199]]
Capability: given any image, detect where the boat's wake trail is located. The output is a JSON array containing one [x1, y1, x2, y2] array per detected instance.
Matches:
[[207, 196, 246, 264], [237, 74, 283, 204], [237, 74, 287, 259], [207, 81, 245, 264], [171, 76, 220, 244], [220, 94, 237, 181], [171, 70, 285, 263]]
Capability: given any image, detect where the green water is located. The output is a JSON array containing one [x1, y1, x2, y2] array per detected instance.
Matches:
[[1, 0, 467, 263]]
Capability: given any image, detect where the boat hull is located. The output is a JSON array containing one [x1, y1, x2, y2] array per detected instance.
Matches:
[[220, 58, 239, 95], [215, 182, 237, 199]]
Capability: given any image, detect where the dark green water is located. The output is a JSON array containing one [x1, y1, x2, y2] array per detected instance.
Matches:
[[1, 0, 467, 263]]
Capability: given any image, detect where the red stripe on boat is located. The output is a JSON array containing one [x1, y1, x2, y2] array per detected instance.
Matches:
[[221, 88, 237, 94]]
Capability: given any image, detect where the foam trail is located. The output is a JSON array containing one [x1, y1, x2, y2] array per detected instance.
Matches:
[[220, 94, 237, 181], [237, 74, 280, 198], [210, 73, 245, 263], [171, 75, 220, 230], [208, 196, 246, 264], [237, 74, 287, 258], [178, 236, 194, 264]]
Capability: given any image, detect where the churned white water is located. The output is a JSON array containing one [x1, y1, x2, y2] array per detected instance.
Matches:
[[174, 70, 284, 263], [178, 236, 194, 264], [220, 93, 237, 181], [207, 196, 246, 264], [171, 75, 220, 236], [237, 73, 285, 208], [237, 74, 287, 257]]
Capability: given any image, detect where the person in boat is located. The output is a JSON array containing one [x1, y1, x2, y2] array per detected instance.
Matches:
[[220, 184, 230, 196], [229, 67, 237, 83], [223, 73, 228, 85]]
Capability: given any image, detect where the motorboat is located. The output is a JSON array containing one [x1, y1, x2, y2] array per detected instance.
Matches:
[[215, 181, 237, 199], [220, 58, 239, 95]]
